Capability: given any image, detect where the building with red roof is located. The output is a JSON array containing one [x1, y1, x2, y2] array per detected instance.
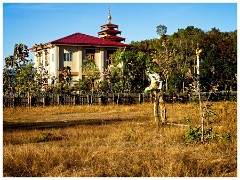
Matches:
[[31, 9, 128, 85]]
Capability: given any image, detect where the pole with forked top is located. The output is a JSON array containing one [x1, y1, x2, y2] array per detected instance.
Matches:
[[144, 72, 166, 127]]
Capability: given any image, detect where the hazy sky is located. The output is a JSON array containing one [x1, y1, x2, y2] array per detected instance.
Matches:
[[2, 2, 237, 60]]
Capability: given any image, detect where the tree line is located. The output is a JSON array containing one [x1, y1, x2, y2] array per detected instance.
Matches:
[[109, 26, 237, 94], [3, 26, 237, 96]]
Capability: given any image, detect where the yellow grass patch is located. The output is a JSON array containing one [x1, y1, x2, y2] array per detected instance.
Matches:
[[3, 102, 237, 177]]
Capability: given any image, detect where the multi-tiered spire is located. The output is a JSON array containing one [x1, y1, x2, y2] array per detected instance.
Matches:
[[98, 7, 125, 43]]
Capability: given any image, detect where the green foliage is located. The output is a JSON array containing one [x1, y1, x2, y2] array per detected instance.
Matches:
[[81, 58, 101, 93], [3, 44, 41, 95], [75, 78, 91, 94], [200, 28, 237, 91], [184, 127, 202, 143], [204, 103, 217, 124], [53, 66, 73, 94], [95, 80, 111, 94], [110, 48, 150, 93], [132, 26, 236, 93], [184, 126, 217, 143], [107, 26, 236, 94], [52, 65, 100, 95], [82, 59, 100, 81], [156, 24, 167, 37]]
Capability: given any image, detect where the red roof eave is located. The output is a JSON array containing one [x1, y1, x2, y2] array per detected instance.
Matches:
[[52, 42, 128, 47], [101, 23, 118, 29], [30, 32, 129, 50], [98, 29, 122, 35], [50, 33, 128, 47], [103, 35, 125, 40]]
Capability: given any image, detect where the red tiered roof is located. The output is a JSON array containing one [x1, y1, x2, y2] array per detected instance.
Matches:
[[48, 32, 128, 47], [100, 23, 118, 29], [98, 29, 122, 35]]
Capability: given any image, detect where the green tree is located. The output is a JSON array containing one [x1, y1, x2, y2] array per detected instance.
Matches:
[[199, 28, 237, 91], [110, 46, 150, 93], [53, 66, 72, 94], [156, 24, 167, 37], [3, 43, 52, 97], [81, 58, 101, 93], [3, 43, 38, 95]]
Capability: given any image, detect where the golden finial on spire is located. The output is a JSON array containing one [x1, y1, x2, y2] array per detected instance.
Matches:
[[108, 7, 111, 24]]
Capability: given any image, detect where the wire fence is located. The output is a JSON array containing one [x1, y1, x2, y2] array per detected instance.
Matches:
[[3, 91, 237, 108]]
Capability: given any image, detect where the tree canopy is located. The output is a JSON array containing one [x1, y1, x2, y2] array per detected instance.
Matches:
[[156, 24, 167, 37]]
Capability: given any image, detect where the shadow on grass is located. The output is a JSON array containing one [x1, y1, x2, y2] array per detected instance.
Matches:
[[3, 117, 133, 130]]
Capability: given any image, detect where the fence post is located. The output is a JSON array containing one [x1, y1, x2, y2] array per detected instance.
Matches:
[[73, 95, 76, 106], [10, 93, 14, 108], [27, 92, 32, 108], [13, 94, 15, 108], [112, 93, 115, 105], [27, 92, 29, 107], [57, 94, 60, 105], [98, 94, 103, 105], [117, 93, 120, 105], [42, 94, 45, 107], [30, 95, 32, 108], [88, 94, 92, 105], [139, 93, 143, 104]]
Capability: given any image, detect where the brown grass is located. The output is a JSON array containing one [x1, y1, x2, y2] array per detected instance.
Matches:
[[3, 102, 237, 177]]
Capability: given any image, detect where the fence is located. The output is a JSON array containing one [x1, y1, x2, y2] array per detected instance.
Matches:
[[3, 91, 237, 108]]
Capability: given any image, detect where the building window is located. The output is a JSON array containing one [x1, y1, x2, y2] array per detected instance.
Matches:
[[86, 49, 95, 60], [64, 52, 73, 61]]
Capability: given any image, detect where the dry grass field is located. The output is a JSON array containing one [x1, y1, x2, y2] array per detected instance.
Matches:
[[3, 101, 237, 177]]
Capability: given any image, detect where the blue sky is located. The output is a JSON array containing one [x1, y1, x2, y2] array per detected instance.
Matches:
[[2, 2, 237, 61]]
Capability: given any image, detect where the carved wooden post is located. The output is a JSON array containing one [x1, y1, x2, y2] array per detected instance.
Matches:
[[144, 72, 166, 127], [153, 91, 160, 123], [153, 91, 166, 126], [159, 93, 166, 125]]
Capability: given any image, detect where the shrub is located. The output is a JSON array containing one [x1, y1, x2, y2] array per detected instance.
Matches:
[[184, 126, 217, 143]]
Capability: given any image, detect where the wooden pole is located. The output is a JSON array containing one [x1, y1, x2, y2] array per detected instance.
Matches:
[[153, 91, 166, 127], [153, 91, 160, 124], [42, 95, 45, 107], [159, 94, 166, 124], [196, 46, 204, 142]]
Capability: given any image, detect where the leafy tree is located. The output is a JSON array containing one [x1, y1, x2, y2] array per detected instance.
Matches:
[[53, 66, 72, 94], [200, 28, 237, 91], [3, 43, 53, 97], [140, 26, 237, 94], [74, 79, 91, 94], [81, 58, 101, 93], [3, 43, 37, 95], [110, 46, 150, 93], [156, 24, 167, 37]]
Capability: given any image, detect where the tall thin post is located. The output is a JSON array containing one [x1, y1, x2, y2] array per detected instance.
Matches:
[[153, 91, 160, 123], [196, 45, 203, 142], [198, 83, 204, 142]]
